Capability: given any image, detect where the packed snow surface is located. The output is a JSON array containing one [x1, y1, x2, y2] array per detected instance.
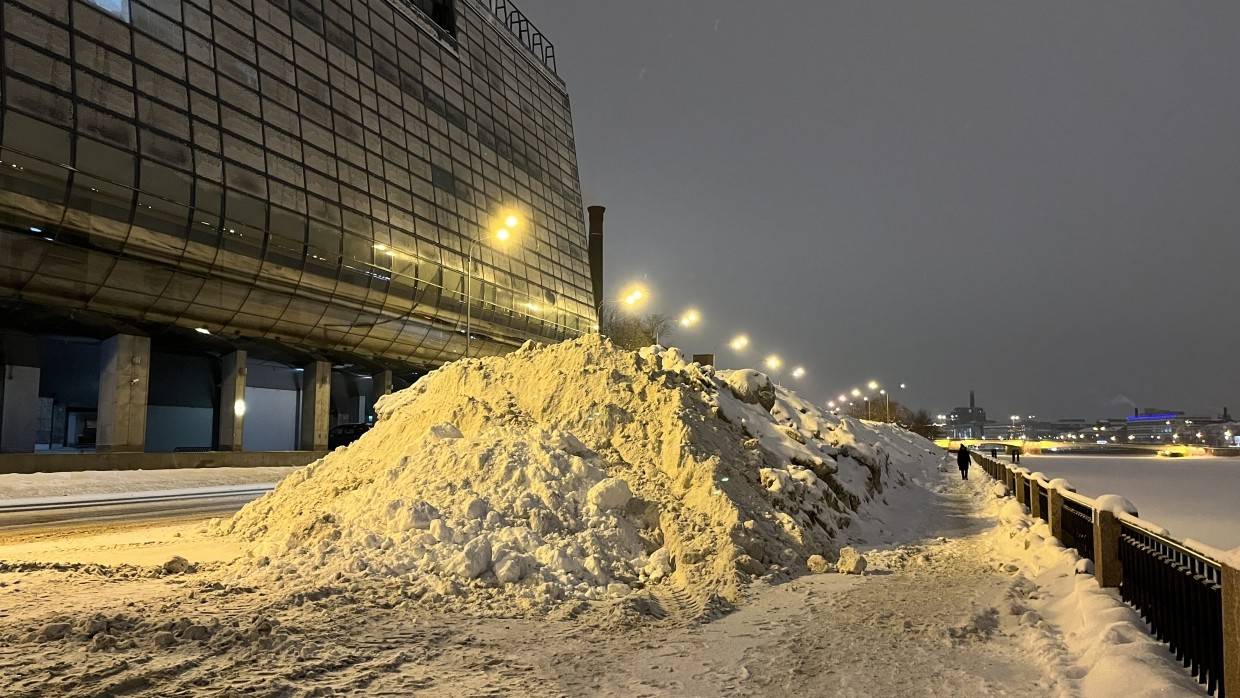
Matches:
[[218, 336, 940, 615]]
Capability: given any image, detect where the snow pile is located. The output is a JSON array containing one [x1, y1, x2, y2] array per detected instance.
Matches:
[[216, 336, 937, 615]]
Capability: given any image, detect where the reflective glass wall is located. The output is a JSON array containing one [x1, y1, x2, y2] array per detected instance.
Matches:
[[0, 0, 593, 368]]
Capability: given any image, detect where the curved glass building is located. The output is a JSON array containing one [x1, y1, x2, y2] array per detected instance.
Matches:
[[0, 0, 595, 454]]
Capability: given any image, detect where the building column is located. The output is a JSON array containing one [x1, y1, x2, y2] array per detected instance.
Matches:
[[299, 360, 330, 451], [218, 350, 246, 452], [96, 334, 150, 453], [372, 369, 393, 397], [1, 365, 41, 453]]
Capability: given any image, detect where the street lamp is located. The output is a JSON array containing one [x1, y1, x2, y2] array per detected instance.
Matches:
[[465, 211, 521, 357], [791, 366, 806, 379], [678, 308, 701, 328], [729, 334, 750, 352], [764, 354, 783, 372]]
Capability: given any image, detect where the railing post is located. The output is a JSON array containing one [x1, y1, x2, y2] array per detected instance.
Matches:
[[1048, 487, 1064, 542], [1093, 509, 1123, 588], [1225, 559, 1239, 698], [1029, 481, 1042, 520], [1014, 472, 1026, 507]]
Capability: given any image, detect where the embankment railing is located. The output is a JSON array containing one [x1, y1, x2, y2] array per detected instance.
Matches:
[[967, 450, 1236, 697]]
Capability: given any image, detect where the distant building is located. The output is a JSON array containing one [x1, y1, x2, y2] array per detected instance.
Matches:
[[948, 391, 988, 439]]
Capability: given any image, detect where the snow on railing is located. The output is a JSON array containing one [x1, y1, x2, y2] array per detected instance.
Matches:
[[967, 450, 1234, 697]]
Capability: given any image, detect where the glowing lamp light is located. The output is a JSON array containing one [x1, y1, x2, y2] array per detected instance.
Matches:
[[504, 214, 520, 229], [195, 327, 211, 335], [679, 308, 701, 328], [234, 399, 247, 417], [867, 380, 879, 391], [495, 228, 511, 242], [791, 366, 806, 379], [839, 394, 848, 403], [764, 354, 783, 371], [850, 388, 862, 398], [729, 334, 750, 352]]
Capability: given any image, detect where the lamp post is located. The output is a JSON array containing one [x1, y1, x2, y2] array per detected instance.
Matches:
[[465, 212, 520, 358]]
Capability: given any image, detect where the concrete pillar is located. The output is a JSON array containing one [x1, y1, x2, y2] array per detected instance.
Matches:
[[1048, 487, 1064, 542], [218, 351, 246, 451], [1092, 508, 1123, 588], [299, 360, 330, 451], [1, 365, 41, 453], [372, 369, 393, 398], [96, 334, 150, 453], [1224, 562, 1239, 698]]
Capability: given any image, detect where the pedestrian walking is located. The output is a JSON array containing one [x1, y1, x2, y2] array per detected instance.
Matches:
[[956, 444, 970, 480]]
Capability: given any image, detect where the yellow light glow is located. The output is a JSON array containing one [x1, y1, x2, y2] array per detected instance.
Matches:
[[679, 308, 701, 328], [838, 394, 847, 403], [867, 380, 879, 391], [791, 366, 806, 379], [504, 214, 520, 229], [851, 388, 861, 398], [234, 399, 247, 417], [495, 228, 511, 242], [729, 334, 750, 352], [619, 284, 648, 308], [764, 354, 782, 371]]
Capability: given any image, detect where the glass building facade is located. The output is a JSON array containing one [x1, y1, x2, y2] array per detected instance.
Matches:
[[0, 0, 594, 370]]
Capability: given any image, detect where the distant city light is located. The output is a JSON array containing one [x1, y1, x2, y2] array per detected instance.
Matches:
[[867, 380, 879, 391], [838, 394, 848, 403], [851, 388, 861, 398], [828, 401, 836, 408], [899, 383, 907, 389], [791, 366, 805, 379], [729, 334, 750, 352]]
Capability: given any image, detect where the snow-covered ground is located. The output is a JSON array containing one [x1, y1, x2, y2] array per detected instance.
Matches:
[[1023, 454, 1240, 550]]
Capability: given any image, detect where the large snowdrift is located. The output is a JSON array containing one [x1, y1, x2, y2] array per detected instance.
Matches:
[[218, 336, 940, 616]]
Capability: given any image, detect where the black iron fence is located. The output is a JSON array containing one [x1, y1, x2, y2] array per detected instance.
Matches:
[[1060, 497, 1095, 562], [963, 448, 1229, 697], [1120, 525, 1226, 696]]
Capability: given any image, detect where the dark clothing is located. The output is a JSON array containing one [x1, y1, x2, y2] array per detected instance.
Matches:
[[956, 446, 970, 480], [990, 448, 998, 459]]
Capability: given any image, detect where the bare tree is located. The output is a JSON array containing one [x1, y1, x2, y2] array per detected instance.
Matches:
[[598, 307, 670, 350]]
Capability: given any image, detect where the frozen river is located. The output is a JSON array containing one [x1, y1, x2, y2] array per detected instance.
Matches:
[[1022, 454, 1240, 551]]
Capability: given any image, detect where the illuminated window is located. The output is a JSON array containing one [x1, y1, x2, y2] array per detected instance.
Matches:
[[86, 0, 130, 22]]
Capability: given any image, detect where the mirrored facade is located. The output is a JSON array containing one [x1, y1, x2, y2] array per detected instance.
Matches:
[[0, 0, 593, 370]]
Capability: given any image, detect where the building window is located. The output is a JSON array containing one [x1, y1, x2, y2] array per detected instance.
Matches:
[[86, 0, 130, 22]]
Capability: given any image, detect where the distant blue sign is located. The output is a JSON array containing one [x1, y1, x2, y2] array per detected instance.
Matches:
[[1127, 413, 1180, 423]]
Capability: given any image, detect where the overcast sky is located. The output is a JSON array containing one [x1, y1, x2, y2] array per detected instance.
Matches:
[[520, 1, 1240, 421]]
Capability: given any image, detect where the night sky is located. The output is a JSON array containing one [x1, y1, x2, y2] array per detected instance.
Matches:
[[519, 1, 1240, 421]]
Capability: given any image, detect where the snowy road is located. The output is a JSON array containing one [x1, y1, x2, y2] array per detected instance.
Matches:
[[0, 485, 273, 531]]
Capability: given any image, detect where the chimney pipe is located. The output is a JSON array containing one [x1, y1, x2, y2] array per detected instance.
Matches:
[[1134, 407, 1139, 418], [587, 206, 605, 316], [969, 390, 975, 409]]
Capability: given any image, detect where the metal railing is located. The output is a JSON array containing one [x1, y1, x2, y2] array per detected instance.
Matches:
[[967, 449, 1229, 697], [1060, 496, 1095, 562], [1120, 524, 1225, 696], [480, 0, 558, 73]]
